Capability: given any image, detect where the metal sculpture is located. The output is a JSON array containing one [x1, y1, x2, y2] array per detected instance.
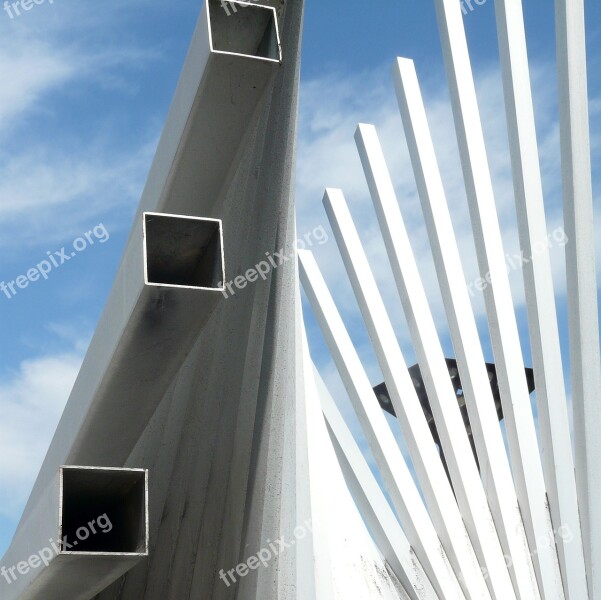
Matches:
[[2, 0, 598, 598]]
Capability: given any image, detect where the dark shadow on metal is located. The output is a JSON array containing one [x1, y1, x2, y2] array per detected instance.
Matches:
[[60, 467, 148, 555], [144, 213, 224, 290], [373, 359, 536, 482]]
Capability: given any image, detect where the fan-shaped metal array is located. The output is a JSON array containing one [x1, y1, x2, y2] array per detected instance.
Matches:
[[299, 0, 599, 598]]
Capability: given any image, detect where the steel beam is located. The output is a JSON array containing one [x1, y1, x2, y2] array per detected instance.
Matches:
[[353, 126, 516, 600], [323, 189, 491, 600], [137, 0, 281, 219], [316, 365, 440, 600], [300, 311, 408, 598]]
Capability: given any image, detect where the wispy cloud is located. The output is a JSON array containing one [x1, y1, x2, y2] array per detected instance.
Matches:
[[0, 41, 75, 132], [0, 139, 155, 250], [0, 346, 84, 520], [0, 6, 163, 249]]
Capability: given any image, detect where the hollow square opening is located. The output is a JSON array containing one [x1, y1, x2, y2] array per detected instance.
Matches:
[[208, 0, 281, 61], [60, 467, 148, 554], [144, 212, 224, 290]]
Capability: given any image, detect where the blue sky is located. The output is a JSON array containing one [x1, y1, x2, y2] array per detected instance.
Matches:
[[1, 0, 600, 559]]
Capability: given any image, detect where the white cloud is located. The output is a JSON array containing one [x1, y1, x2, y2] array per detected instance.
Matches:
[[0, 13, 161, 248], [0, 27, 158, 139], [0, 41, 75, 132], [0, 347, 84, 519], [0, 138, 156, 249], [0, 42, 159, 248]]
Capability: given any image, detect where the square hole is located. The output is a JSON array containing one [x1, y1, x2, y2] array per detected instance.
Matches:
[[60, 467, 148, 555], [144, 212, 224, 290], [208, 0, 281, 61]]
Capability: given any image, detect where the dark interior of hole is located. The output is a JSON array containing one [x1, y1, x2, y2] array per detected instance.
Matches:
[[61, 470, 146, 553], [145, 214, 223, 288], [208, 0, 279, 60]]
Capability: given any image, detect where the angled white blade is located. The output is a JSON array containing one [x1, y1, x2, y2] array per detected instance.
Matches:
[[493, 1, 588, 597], [299, 249, 467, 600], [392, 56, 541, 600], [354, 122, 517, 600], [555, 1, 601, 596], [431, 1, 565, 596], [322, 189, 492, 600], [315, 364, 440, 600], [299, 297, 410, 599]]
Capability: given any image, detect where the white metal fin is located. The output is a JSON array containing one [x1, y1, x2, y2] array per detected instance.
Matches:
[[431, 1, 565, 596], [555, 0, 601, 596], [299, 249, 467, 600], [493, 1, 588, 597]]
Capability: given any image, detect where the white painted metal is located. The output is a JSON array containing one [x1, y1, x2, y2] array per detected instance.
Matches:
[[555, 1, 601, 596], [300, 311, 413, 599], [298, 249, 467, 600], [322, 189, 492, 600], [493, 1, 588, 598], [354, 123, 516, 600], [316, 365, 440, 600], [431, 1, 565, 596], [295, 278, 338, 600], [12, 0, 280, 495], [392, 57, 541, 600]]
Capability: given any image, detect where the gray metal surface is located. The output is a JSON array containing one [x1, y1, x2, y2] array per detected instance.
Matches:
[[0, 0, 301, 598], [93, 1, 303, 598]]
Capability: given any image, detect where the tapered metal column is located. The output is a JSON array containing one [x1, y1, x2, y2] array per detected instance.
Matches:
[[1, 1, 286, 598]]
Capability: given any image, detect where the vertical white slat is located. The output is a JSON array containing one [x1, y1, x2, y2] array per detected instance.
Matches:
[[295, 280, 335, 600], [493, 1, 588, 598], [392, 57, 542, 600], [431, 1, 565, 596], [353, 124, 516, 600], [299, 295, 407, 599], [298, 249, 467, 600], [314, 364, 440, 600], [556, 1, 601, 596], [322, 189, 492, 600]]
